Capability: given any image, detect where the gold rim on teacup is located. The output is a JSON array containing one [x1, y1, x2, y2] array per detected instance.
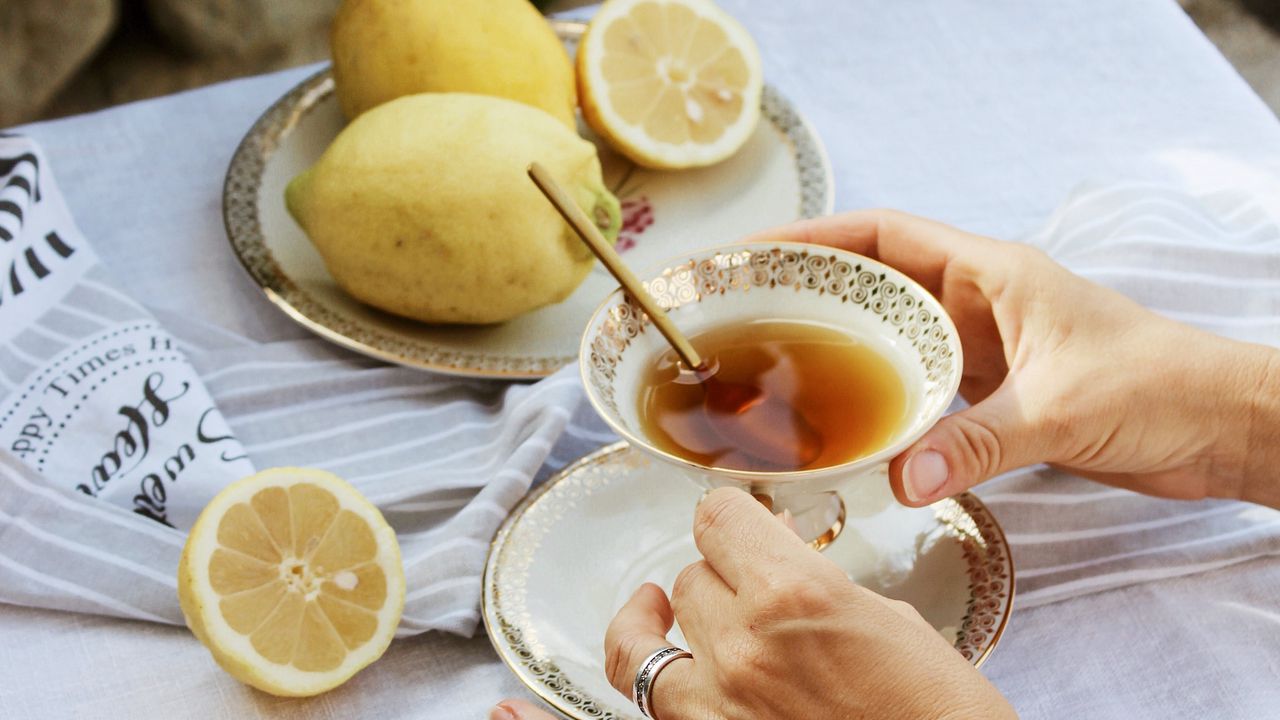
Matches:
[[578, 241, 964, 486]]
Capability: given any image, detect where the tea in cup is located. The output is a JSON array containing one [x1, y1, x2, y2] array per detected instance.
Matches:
[[580, 242, 962, 545]]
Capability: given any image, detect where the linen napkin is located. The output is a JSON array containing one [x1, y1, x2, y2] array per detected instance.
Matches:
[[0, 136, 255, 530]]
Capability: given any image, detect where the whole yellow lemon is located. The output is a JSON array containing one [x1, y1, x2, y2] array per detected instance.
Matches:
[[285, 93, 621, 325], [330, 0, 577, 126]]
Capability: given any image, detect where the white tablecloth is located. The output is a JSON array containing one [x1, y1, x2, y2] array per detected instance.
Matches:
[[4, 0, 1280, 717]]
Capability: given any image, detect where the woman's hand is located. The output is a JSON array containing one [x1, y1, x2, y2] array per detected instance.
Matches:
[[486, 209, 1280, 720], [751, 210, 1280, 509], [492, 487, 1016, 720]]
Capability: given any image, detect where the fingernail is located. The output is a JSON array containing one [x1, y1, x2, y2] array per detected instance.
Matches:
[[904, 450, 949, 503], [489, 702, 517, 720]]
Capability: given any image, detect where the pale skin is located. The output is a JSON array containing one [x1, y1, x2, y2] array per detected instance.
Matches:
[[491, 210, 1280, 720]]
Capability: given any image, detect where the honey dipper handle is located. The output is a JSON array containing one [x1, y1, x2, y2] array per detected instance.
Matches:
[[527, 162, 704, 370]]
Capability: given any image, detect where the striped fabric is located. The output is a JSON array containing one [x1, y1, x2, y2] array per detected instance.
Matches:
[[0, 139, 1276, 636]]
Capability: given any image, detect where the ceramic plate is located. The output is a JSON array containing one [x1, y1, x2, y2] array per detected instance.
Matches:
[[483, 443, 1014, 719], [222, 21, 834, 379]]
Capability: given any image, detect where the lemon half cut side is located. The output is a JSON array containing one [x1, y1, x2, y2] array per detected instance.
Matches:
[[178, 467, 405, 697], [578, 0, 765, 169]]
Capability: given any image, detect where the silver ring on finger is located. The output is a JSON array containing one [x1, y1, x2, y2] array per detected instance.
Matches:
[[633, 646, 693, 719]]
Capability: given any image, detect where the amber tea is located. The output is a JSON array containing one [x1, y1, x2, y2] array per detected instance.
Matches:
[[638, 320, 907, 472]]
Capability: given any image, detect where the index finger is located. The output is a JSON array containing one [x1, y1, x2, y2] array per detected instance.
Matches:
[[744, 209, 989, 296], [691, 487, 813, 592]]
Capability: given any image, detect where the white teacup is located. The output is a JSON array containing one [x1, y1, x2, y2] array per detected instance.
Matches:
[[580, 242, 962, 544]]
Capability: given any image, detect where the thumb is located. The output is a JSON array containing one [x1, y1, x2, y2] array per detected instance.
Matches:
[[889, 382, 1043, 506], [603, 583, 694, 713]]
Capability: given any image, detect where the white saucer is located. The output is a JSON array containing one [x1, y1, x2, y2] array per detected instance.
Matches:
[[483, 442, 1014, 719]]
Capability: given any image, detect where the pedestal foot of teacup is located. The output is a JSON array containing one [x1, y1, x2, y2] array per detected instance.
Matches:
[[763, 491, 846, 551]]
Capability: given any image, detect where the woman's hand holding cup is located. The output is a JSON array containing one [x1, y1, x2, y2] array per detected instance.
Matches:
[[752, 210, 1280, 510], [491, 210, 1280, 719]]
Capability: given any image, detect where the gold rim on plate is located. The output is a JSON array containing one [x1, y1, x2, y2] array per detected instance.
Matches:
[[221, 21, 835, 379], [482, 442, 1015, 719]]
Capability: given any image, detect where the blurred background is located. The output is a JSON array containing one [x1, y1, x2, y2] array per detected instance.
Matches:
[[2, 0, 1278, 128]]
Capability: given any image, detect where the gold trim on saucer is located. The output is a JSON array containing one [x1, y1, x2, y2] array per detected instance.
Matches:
[[221, 21, 834, 379], [941, 493, 1016, 667], [482, 443, 633, 719], [482, 442, 1015, 718]]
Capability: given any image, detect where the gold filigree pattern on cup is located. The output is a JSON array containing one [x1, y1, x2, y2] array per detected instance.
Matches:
[[587, 246, 958, 423], [482, 443, 1014, 720], [222, 22, 833, 378]]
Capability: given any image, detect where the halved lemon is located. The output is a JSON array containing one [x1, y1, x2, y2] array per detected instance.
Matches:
[[578, 0, 764, 169], [178, 468, 404, 697]]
